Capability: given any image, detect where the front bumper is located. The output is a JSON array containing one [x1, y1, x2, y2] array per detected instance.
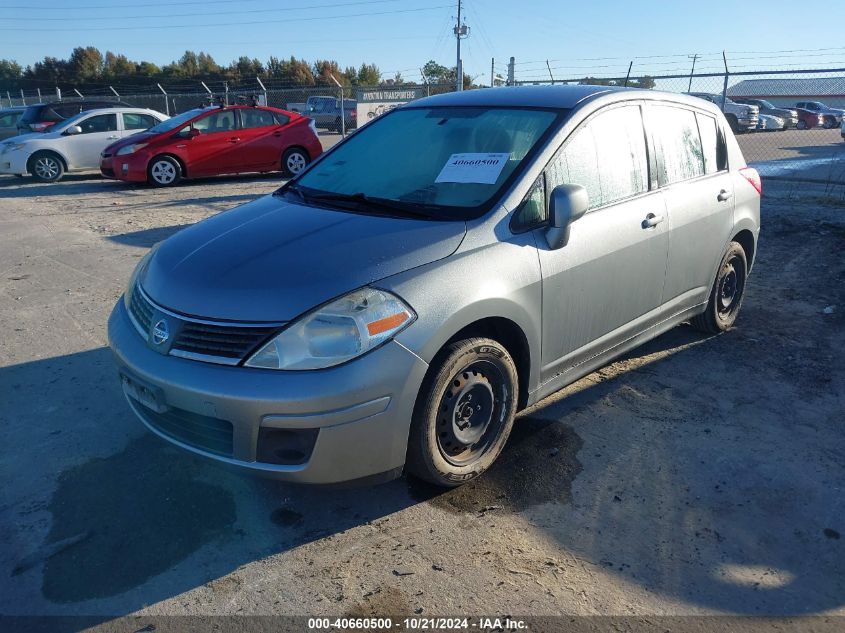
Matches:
[[108, 300, 429, 484], [100, 152, 148, 182], [0, 149, 30, 176]]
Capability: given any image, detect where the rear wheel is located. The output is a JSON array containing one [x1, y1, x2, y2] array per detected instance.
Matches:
[[691, 241, 748, 334], [406, 337, 518, 487], [282, 147, 309, 177], [822, 117, 835, 129], [28, 151, 64, 183], [148, 156, 182, 187], [796, 120, 808, 130]]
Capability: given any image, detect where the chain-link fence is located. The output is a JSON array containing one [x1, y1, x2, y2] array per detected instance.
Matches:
[[5, 69, 844, 181]]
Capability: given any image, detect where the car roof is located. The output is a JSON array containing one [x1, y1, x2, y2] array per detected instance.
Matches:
[[0, 106, 25, 112], [411, 85, 623, 109]]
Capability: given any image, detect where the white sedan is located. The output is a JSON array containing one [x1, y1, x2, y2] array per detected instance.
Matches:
[[0, 107, 168, 182]]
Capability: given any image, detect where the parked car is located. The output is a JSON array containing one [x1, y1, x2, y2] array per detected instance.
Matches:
[[100, 104, 322, 186], [686, 92, 759, 133], [17, 99, 135, 134], [756, 113, 785, 131], [0, 107, 168, 182], [841, 117, 845, 141], [288, 95, 357, 131], [794, 107, 824, 130], [109, 85, 760, 487], [731, 98, 798, 129], [794, 101, 845, 128], [0, 107, 26, 141]]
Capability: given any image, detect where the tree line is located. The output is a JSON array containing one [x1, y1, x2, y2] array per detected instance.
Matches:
[[0, 47, 424, 91]]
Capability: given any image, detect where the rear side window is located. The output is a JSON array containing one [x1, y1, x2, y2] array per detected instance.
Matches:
[[650, 105, 704, 185], [0, 112, 20, 127], [193, 110, 236, 133], [122, 113, 158, 130], [273, 112, 291, 126], [240, 109, 277, 129], [547, 104, 647, 210]]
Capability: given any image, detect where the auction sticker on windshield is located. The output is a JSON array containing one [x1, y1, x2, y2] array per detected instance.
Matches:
[[435, 153, 510, 184]]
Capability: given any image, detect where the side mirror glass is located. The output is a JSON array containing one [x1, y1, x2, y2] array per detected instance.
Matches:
[[64, 125, 83, 136], [546, 184, 588, 250]]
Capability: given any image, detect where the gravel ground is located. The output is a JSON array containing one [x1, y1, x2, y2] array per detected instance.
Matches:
[[0, 172, 843, 622]]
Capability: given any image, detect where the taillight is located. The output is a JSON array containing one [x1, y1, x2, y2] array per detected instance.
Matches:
[[739, 167, 762, 195], [351, 110, 357, 119], [30, 122, 53, 132]]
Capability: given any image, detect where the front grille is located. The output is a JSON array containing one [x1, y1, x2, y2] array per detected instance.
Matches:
[[101, 167, 115, 177], [172, 322, 277, 360], [128, 283, 280, 364], [137, 402, 234, 457], [129, 283, 154, 333]]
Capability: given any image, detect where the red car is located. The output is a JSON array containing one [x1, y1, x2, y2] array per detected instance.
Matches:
[[794, 107, 824, 130], [100, 105, 322, 186]]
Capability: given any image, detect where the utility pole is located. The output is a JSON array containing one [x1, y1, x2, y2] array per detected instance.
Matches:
[[687, 54, 698, 92], [453, 0, 469, 91], [546, 60, 554, 84], [490, 58, 494, 87], [507, 57, 515, 86]]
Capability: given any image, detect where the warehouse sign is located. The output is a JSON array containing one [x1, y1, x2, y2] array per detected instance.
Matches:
[[356, 87, 428, 125]]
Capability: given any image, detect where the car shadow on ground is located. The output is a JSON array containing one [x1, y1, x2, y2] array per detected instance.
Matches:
[[3, 315, 843, 615], [106, 224, 194, 247]]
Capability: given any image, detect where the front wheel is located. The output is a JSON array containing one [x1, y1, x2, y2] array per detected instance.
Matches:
[[406, 337, 518, 487], [691, 242, 748, 334], [822, 117, 835, 129], [282, 147, 309, 177], [28, 151, 64, 183], [148, 156, 182, 187], [796, 120, 808, 130]]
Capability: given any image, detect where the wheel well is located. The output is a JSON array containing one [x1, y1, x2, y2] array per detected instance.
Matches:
[[29, 150, 67, 171], [442, 317, 531, 410], [150, 153, 187, 177], [283, 145, 309, 159], [732, 229, 756, 269]]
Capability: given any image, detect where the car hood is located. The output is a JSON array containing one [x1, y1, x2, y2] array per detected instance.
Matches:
[[104, 131, 157, 155], [140, 193, 467, 322], [2, 132, 41, 144]]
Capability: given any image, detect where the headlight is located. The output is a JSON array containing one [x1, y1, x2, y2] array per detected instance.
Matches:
[[1, 142, 25, 154], [123, 245, 158, 311], [245, 288, 415, 370], [116, 142, 149, 156]]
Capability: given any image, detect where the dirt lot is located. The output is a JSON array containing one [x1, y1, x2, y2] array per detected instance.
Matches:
[[0, 171, 843, 624]]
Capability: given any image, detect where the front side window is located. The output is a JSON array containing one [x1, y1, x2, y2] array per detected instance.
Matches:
[[546, 104, 647, 210], [193, 110, 237, 133], [293, 106, 561, 219], [78, 113, 118, 134], [650, 105, 704, 185], [240, 109, 277, 129]]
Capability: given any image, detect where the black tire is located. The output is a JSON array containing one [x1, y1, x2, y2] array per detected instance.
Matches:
[[406, 337, 518, 487], [796, 120, 808, 130], [282, 147, 309, 177], [822, 117, 835, 129], [333, 117, 342, 132], [725, 114, 739, 134], [147, 155, 182, 187], [691, 242, 748, 334], [28, 151, 64, 183]]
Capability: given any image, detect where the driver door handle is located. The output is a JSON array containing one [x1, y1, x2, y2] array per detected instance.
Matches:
[[107, 135, 119, 139], [642, 213, 665, 229], [228, 137, 240, 143], [717, 189, 733, 202]]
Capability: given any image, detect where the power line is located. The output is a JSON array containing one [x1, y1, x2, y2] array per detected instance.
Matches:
[[0, 4, 452, 32]]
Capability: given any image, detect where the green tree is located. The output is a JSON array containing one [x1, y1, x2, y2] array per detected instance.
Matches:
[[104, 52, 136, 77], [229, 56, 263, 79], [0, 59, 23, 84], [629, 75, 655, 89], [579, 76, 618, 86], [26, 56, 68, 82], [342, 65, 358, 85], [313, 59, 347, 86], [422, 60, 451, 83], [68, 46, 103, 80], [136, 61, 161, 77], [177, 51, 199, 77], [197, 52, 221, 76], [268, 56, 314, 85], [357, 62, 380, 86]]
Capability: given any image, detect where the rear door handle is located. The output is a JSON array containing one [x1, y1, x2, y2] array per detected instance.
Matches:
[[642, 213, 665, 229], [228, 137, 240, 143], [107, 135, 119, 139], [717, 189, 733, 202]]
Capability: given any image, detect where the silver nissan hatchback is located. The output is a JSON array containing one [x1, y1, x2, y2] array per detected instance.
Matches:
[[109, 85, 761, 487]]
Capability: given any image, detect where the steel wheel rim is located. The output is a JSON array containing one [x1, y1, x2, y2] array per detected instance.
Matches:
[[151, 161, 176, 184], [436, 359, 509, 467], [286, 153, 306, 174], [718, 256, 744, 317], [34, 157, 59, 180]]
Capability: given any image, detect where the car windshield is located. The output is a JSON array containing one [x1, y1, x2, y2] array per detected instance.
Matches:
[[757, 100, 776, 109], [146, 108, 210, 134], [291, 106, 561, 219]]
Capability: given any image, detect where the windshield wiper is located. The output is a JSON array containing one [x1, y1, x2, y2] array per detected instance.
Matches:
[[304, 191, 448, 220], [276, 181, 309, 203]]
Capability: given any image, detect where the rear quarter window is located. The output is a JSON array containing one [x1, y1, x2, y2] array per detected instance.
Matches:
[[650, 105, 705, 185]]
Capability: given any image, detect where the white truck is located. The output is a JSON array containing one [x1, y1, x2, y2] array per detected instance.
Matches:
[[687, 93, 759, 133]]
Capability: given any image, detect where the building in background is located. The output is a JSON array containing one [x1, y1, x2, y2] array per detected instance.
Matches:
[[728, 77, 845, 108]]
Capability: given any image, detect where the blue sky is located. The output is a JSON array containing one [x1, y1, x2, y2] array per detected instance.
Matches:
[[2, 0, 845, 84]]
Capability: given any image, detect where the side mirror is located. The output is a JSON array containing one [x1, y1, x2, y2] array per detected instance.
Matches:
[[187, 127, 201, 138], [64, 125, 83, 136], [545, 184, 588, 250]]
